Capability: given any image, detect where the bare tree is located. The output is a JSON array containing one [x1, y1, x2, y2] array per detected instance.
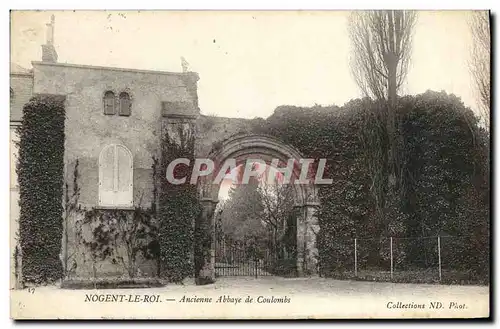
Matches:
[[349, 10, 417, 107], [468, 11, 490, 128], [349, 10, 417, 190], [349, 11, 417, 243]]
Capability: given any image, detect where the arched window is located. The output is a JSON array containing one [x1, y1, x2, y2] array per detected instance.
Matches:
[[99, 144, 133, 207], [103, 91, 115, 115], [119, 92, 131, 116], [10, 88, 14, 102]]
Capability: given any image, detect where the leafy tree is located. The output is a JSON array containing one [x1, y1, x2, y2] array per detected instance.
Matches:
[[219, 175, 266, 242], [258, 176, 295, 259]]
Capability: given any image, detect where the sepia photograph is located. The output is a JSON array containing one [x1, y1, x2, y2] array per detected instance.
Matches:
[[8, 9, 491, 320]]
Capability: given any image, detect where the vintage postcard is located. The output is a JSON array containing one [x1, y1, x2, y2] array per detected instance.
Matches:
[[9, 10, 490, 319]]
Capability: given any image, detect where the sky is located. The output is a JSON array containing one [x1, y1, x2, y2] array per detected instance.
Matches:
[[10, 10, 484, 120]]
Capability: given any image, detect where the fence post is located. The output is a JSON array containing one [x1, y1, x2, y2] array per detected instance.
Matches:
[[437, 236, 442, 281], [354, 238, 358, 277], [390, 237, 393, 280], [255, 254, 258, 279]]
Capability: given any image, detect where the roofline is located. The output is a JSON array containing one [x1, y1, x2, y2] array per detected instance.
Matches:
[[31, 61, 199, 79], [10, 72, 34, 77]]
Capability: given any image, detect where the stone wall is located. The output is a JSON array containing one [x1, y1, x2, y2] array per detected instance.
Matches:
[[31, 62, 205, 279], [10, 73, 33, 122], [22, 61, 316, 281], [32, 61, 199, 210], [29, 62, 256, 279], [195, 115, 257, 158]]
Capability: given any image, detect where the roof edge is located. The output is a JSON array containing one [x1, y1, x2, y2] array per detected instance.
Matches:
[[10, 72, 34, 77], [31, 61, 199, 79]]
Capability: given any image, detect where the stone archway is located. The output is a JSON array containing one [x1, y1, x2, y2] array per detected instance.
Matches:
[[194, 134, 320, 284]]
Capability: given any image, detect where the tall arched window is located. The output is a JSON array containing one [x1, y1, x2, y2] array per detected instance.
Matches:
[[119, 92, 131, 116], [103, 91, 116, 115], [99, 144, 133, 207]]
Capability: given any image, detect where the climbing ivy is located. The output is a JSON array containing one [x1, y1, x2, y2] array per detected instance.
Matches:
[[69, 158, 159, 280], [259, 91, 489, 282], [78, 207, 158, 278], [16, 95, 66, 285], [62, 159, 86, 278], [158, 123, 200, 283]]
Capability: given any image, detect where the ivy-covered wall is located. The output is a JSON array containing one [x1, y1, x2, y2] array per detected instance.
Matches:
[[158, 119, 200, 283], [17, 94, 66, 284], [15, 86, 488, 285], [257, 91, 490, 283]]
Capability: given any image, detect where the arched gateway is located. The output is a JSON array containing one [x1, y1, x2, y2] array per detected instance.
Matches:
[[194, 134, 320, 284]]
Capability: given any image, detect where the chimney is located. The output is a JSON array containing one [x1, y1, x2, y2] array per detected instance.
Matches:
[[41, 15, 58, 63]]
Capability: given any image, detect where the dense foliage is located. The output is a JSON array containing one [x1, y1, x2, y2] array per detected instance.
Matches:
[[399, 93, 489, 278], [257, 91, 490, 283], [16, 95, 66, 284], [218, 178, 267, 242], [15, 89, 488, 285], [158, 124, 200, 283]]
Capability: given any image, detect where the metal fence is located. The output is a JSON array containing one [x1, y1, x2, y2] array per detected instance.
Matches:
[[214, 236, 297, 277], [214, 239, 272, 277], [325, 235, 489, 283], [213, 234, 489, 282]]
